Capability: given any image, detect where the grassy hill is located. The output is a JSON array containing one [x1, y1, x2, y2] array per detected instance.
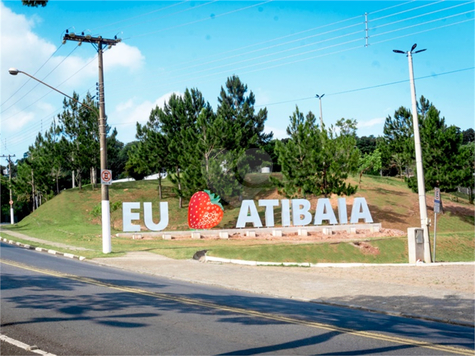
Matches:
[[2, 174, 474, 263]]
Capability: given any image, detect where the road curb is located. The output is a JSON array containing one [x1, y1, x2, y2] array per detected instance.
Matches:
[[0, 237, 86, 261]]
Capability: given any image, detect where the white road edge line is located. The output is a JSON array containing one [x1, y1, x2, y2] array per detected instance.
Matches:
[[0, 334, 56, 356]]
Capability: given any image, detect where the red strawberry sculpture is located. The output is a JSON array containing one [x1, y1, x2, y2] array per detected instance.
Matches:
[[188, 190, 224, 229]]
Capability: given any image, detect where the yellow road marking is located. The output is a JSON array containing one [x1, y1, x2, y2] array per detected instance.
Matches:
[[1, 258, 473, 356]]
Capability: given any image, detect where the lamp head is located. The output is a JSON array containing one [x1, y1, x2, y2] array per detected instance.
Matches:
[[8, 68, 19, 75]]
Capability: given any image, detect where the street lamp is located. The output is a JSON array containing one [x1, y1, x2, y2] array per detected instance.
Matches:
[[315, 93, 325, 128], [8, 68, 112, 254], [393, 43, 431, 263]]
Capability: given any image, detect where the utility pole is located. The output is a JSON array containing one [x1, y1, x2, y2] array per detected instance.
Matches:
[[393, 43, 431, 263], [1, 154, 16, 224], [63, 31, 121, 254], [315, 94, 325, 129]]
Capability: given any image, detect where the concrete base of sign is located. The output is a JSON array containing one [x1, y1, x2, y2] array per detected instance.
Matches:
[[272, 230, 282, 237], [371, 224, 380, 233], [117, 223, 383, 240], [132, 234, 143, 240]]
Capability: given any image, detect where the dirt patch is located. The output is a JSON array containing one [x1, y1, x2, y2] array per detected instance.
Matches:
[[351, 241, 380, 255]]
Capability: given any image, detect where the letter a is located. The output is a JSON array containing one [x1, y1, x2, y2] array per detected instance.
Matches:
[[236, 200, 263, 228], [350, 197, 373, 223]]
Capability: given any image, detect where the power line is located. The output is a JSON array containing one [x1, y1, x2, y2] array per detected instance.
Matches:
[[125, 0, 274, 40], [91, 0, 192, 32], [255, 67, 475, 108], [1, 43, 65, 107], [1, 44, 79, 116]]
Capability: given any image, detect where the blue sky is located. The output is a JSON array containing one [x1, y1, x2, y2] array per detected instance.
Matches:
[[1, 0, 474, 160]]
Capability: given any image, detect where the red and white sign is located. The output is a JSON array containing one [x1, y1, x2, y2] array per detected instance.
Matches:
[[101, 169, 112, 185]]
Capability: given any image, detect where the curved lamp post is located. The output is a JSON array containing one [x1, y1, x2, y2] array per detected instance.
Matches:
[[393, 44, 431, 263], [8, 68, 111, 254]]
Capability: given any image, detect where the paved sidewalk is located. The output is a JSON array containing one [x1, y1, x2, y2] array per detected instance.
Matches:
[[92, 251, 475, 327], [0, 228, 92, 251]]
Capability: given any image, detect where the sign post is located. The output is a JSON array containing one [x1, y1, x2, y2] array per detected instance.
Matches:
[[433, 188, 441, 262]]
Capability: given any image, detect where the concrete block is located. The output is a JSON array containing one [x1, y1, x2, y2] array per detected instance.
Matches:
[[350, 227, 357, 234], [219, 232, 229, 239], [272, 230, 282, 237], [298, 229, 308, 236], [246, 231, 256, 237], [322, 227, 332, 235], [371, 225, 380, 233], [132, 234, 143, 240], [191, 232, 201, 239], [162, 234, 172, 240]]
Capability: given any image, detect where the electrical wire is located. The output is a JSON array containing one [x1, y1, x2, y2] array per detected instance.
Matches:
[[91, 0, 192, 32], [1, 45, 80, 117], [1, 53, 97, 124], [370, 1, 473, 31], [370, 0, 445, 22], [125, 0, 274, 40], [255, 67, 475, 108], [1, 43, 64, 107], [4, 1, 473, 154]]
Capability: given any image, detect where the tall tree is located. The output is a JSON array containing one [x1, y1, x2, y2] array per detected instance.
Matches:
[[216, 75, 272, 150], [273, 107, 322, 198], [57, 93, 100, 189], [408, 104, 467, 192], [273, 107, 359, 198], [381, 106, 414, 177], [22, 0, 48, 7]]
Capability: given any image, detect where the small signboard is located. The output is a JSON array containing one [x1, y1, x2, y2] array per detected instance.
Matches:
[[434, 187, 441, 214], [101, 169, 112, 185]]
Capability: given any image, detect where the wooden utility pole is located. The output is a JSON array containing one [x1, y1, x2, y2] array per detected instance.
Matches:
[[63, 31, 121, 253]]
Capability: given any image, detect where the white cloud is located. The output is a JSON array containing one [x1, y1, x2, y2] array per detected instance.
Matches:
[[358, 117, 385, 128], [265, 125, 288, 140], [104, 42, 145, 72], [110, 92, 181, 144], [0, 1, 145, 154]]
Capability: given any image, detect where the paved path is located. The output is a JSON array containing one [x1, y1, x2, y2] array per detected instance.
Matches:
[[0, 228, 92, 251]]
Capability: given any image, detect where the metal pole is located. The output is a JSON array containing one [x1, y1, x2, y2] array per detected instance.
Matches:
[[97, 42, 111, 254], [433, 210, 437, 262], [407, 51, 431, 263], [9, 158, 13, 224], [316, 94, 325, 128]]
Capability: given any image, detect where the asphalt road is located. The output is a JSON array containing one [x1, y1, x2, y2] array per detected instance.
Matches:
[[1, 242, 473, 355]]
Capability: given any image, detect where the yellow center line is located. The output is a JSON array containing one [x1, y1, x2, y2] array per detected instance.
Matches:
[[1, 259, 473, 356]]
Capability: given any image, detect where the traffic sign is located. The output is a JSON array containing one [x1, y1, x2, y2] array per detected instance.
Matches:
[[101, 169, 112, 185]]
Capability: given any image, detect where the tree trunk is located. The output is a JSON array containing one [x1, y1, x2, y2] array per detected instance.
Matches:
[[158, 177, 162, 199], [90, 167, 97, 190]]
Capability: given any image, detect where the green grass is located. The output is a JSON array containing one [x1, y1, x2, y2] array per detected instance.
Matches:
[[4, 175, 474, 263]]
